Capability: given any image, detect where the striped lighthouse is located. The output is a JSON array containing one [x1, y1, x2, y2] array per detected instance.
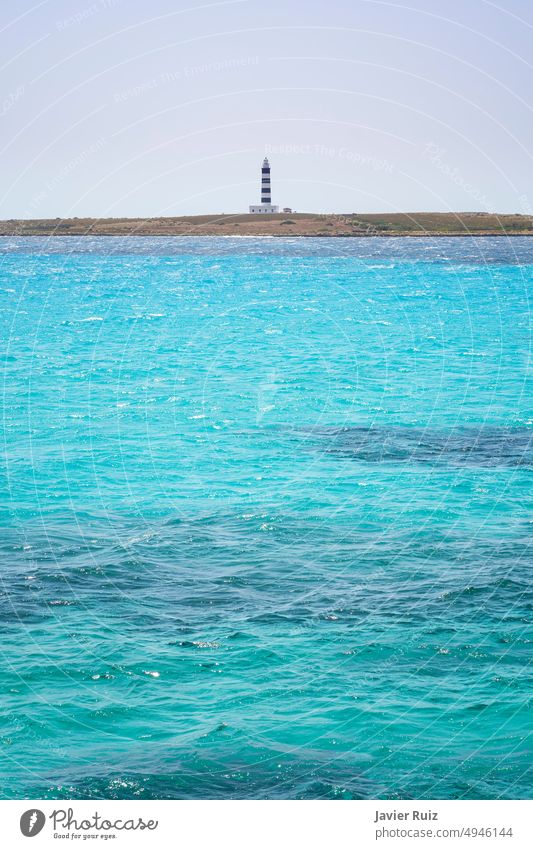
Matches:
[[261, 156, 272, 204], [249, 156, 279, 213]]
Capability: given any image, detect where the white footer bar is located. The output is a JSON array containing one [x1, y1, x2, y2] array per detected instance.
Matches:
[[2, 799, 531, 848]]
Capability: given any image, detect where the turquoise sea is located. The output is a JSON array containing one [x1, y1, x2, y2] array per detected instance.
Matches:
[[0, 236, 531, 800]]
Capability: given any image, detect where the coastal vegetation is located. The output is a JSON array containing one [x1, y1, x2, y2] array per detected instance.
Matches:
[[2, 211, 532, 237]]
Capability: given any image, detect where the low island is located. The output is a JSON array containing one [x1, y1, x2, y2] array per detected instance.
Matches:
[[1, 211, 532, 237]]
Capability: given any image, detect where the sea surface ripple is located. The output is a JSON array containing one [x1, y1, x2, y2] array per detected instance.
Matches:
[[0, 236, 531, 799]]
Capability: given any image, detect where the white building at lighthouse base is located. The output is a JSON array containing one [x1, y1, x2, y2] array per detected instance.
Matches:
[[249, 204, 279, 213]]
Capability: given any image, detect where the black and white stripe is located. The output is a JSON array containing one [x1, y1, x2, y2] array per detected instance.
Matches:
[[261, 157, 271, 203]]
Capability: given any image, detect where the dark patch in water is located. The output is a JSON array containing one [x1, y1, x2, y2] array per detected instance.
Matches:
[[306, 426, 533, 468]]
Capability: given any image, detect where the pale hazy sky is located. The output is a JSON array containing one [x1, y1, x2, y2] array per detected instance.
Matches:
[[1, 0, 532, 217]]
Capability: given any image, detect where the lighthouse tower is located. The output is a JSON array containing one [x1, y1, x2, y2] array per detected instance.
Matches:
[[249, 157, 279, 213]]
